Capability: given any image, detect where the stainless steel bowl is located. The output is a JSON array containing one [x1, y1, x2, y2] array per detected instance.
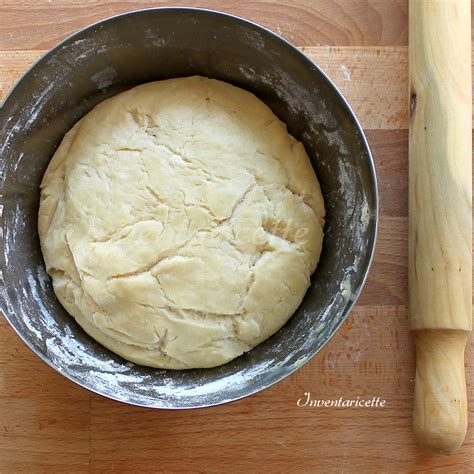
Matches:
[[0, 8, 377, 408]]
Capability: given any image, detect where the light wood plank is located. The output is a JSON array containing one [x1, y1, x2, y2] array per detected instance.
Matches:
[[366, 130, 408, 217], [358, 216, 408, 307], [304, 46, 409, 130], [88, 306, 473, 472], [0, 46, 409, 130], [0, 318, 91, 472], [7, 47, 474, 130], [0, 0, 408, 51]]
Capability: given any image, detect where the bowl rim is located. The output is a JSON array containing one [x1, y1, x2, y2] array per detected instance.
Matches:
[[0, 6, 379, 409]]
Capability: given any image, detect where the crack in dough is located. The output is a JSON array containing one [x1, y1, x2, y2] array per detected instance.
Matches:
[[38, 76, 325, 369]]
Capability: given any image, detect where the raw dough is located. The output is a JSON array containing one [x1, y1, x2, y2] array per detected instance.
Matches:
[[38, 76, 325, 369]]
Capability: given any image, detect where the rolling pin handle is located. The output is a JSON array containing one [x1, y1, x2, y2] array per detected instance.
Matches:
[[413, 329, 469, 454]]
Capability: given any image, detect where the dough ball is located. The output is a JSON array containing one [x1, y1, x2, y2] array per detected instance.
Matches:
[[38, 76, 325, 369]]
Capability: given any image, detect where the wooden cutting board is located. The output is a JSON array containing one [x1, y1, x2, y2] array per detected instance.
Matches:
[[0, 1, 472, 471]]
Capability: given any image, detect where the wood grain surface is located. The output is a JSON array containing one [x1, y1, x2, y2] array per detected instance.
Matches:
[[0, 1, 472, 472]]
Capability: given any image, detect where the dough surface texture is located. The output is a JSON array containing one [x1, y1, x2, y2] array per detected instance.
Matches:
[[39, 76, 325, 369]]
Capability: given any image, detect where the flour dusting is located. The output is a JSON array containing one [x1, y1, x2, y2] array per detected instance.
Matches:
[[340, 64, 351, 82], [91, 67, 117, 90]]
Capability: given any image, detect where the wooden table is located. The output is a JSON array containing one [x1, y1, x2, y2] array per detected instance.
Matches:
[[0, 1, 472, 472]]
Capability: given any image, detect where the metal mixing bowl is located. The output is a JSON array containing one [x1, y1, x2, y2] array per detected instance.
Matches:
[[0, 8, 377, 408]]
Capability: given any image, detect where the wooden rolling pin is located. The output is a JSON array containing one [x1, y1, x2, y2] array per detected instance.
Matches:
[[409, 0, 472, 454]]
